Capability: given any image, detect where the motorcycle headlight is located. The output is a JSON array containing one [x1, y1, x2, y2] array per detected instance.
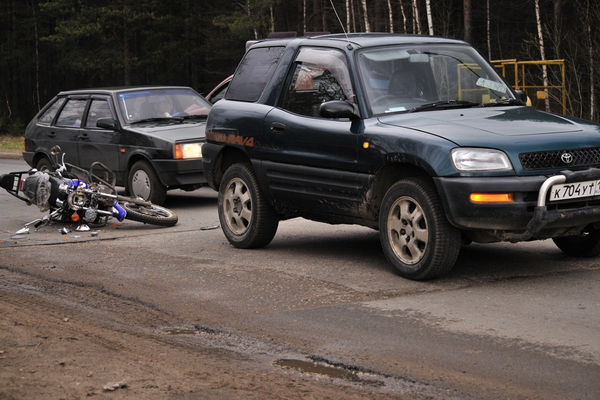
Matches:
[[174, 142, 203, 159], [451, 148, 513, 172]]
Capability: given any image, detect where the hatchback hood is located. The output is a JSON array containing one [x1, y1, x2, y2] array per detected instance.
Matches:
[[127, 120, 207, 142], [377, 106, 600, 147]]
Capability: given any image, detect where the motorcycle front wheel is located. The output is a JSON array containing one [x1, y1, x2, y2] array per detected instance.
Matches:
[[120, 202, 178, 227]]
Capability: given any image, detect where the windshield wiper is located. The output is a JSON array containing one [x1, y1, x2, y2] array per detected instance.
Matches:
[[131, 117, 184, 124], [180, 114, 208, 120], [409, 100, 481, 113], [481, 98, 526, 107]]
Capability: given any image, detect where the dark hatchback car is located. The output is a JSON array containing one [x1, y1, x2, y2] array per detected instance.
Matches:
[[23, 86, 211, 205]]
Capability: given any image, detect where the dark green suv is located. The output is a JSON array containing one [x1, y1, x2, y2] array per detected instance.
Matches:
[[202, 33, 600, 280]]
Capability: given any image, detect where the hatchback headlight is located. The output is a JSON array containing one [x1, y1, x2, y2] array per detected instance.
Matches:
[[174, 142, 203, 159], [451, 148, 512, 172]]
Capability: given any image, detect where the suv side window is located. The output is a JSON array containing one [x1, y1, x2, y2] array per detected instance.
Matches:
[[226, 46, 285, 102], [38, 98, 66, 125], [281, 47, 354, 118]]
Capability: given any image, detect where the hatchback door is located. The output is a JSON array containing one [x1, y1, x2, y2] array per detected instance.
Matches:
[[77, 96, 121, 179], [49, 97, 89, 166]]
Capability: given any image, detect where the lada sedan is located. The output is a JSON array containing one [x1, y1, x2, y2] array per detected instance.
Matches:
[[23, 86, 211, 205]]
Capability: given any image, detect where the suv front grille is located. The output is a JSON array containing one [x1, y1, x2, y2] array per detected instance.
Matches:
[[520, 147, 600, 170]]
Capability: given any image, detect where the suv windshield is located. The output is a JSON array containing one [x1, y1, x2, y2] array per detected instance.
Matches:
[[117, 88, 211, 124], [357, 44, 515, 115]]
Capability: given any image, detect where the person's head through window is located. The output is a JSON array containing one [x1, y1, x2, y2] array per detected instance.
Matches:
[[389, 70, 417, 98], [154, 97, 173, 117]]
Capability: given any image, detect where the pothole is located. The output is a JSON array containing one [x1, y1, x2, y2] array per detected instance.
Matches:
[[275, 358, 385, 387], [162, 325, 227, 336]]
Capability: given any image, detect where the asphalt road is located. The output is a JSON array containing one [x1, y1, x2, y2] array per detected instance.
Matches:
[[1, 156, 599, 399]]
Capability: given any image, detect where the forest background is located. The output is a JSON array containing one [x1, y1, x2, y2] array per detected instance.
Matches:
[[1, 0, 599, 135]]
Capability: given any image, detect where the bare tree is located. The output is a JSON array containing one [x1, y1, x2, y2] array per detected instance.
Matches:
[[412, 0, 422, 34], [399, 0, 407, 33], [584, 0, 595, 119], [486, 0, 491, 59], [303, 0, 307, 35], [360, 0, 371, 32], [535, 0, 551, 111], [346, 0, 351, 32], [387, 0, 395, 33], [464, 0, 472, 43], [426, 0, 434, 35]]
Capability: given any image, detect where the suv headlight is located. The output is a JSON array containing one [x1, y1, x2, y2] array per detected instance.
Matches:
[[451, 148, 513, 172], [174, 142, 203, 159]]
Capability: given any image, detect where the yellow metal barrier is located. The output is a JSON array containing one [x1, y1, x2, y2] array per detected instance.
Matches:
[[492, 59, 566, 115]]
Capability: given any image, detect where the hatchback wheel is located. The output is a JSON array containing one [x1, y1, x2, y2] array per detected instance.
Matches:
[[128, 160, 167, 205]]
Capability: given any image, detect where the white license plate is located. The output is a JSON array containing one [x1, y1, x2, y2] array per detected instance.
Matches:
[[549, 180, 600, 201]]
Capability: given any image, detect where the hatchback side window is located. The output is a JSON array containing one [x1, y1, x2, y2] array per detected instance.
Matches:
[[85, 99, 112, 128], [56, 99, 87, 127], [37, 98, 66, 125], [281, 47, 354, 118]]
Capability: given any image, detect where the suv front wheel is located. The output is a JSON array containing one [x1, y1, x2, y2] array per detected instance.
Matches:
[[380, 178, 461, 280], [218, 163, 279, 248]]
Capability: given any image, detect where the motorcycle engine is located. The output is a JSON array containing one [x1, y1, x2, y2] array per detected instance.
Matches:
[[94, 184, 116, 207]]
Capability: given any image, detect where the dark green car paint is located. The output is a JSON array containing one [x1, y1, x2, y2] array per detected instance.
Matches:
[[202, 33, 600, 278]]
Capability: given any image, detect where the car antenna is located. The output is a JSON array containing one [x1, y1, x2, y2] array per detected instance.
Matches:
[[329, 0, 352, 49]]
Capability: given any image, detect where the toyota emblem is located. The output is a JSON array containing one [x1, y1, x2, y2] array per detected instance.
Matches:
[[561, 152, 574, 164]]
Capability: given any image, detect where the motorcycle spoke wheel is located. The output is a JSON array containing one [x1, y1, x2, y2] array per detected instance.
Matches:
[[120, 202, 178, 227]]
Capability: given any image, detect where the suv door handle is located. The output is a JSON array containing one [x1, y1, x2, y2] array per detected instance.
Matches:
[[270, 122, 286, 133]]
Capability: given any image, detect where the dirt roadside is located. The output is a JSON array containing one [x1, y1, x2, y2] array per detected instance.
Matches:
[[0, 151, 406, 399], [0, 266, 430, 400]]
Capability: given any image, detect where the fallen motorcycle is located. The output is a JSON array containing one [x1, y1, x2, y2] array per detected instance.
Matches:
[[0, 146, 178, 232]]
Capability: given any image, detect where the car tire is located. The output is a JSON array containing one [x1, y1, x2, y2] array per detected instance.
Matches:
[[35, 157, 53, 172], [552, 226, 600, 257], [380, 177, 461, 280], [127, 160, 167, 205], [218, 163, 279, 249]]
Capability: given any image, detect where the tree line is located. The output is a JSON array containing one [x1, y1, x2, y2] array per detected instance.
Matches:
[[1, 0, 599, 134]]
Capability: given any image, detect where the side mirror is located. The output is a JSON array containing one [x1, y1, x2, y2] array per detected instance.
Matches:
[[514, 90, 528, 104], [97, 117, 117, 130], [320, 100, 360, 119]]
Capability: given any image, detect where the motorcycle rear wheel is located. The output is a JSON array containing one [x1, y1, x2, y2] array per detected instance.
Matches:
[[120, 202, 178, 227]]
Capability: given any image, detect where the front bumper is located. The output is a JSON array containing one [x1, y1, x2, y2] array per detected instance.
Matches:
[[435, 168, 600, 241], [151, 158, 207, 189]]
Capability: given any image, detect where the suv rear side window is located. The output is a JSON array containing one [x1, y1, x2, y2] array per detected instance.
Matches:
[[226, 46, 284, 102]]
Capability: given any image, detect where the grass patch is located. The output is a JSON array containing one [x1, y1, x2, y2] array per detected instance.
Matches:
[[0, 135, 23, 150]]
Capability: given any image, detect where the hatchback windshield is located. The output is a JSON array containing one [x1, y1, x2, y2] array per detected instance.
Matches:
[[357, 44, 515, 115], [117, 88, 211, 124]]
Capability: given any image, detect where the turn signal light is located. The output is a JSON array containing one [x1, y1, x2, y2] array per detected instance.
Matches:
[[469, 193, 513, 203], [71, 213, 80, 222]]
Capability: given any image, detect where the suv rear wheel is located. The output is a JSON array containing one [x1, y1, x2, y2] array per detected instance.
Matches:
[[380, 178, 461, 280], [218, 163, 279, 248]]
